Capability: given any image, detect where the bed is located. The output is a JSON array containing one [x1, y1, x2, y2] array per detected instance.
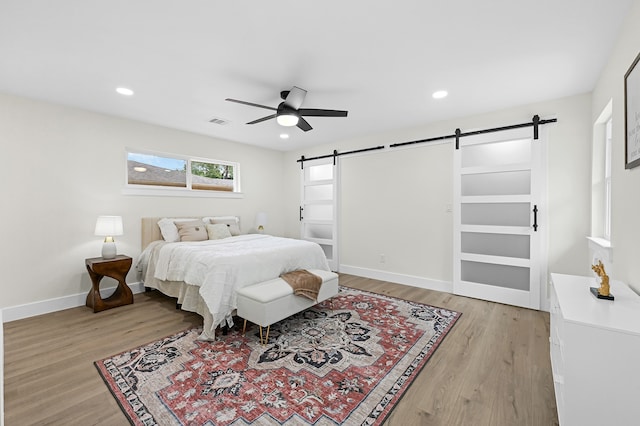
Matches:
[[136, 217, 331, 340]]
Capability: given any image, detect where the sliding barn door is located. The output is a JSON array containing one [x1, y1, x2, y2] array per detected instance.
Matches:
[[453, 127, 545, 309], [300, 157, 339, 271]]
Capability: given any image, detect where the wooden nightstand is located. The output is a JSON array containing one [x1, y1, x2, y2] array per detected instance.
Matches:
[[85, 255, 134, 313]]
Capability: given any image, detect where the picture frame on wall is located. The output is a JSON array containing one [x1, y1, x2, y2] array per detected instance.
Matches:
[[624, 51, 640, 169]]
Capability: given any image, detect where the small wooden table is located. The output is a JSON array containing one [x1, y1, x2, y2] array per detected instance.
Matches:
[[85, 255, 133, 313]]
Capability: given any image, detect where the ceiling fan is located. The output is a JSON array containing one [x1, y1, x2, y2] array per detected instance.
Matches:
[[225, 86, 348, 132]]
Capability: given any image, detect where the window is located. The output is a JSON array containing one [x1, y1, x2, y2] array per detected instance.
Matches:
[[191, 160, 235, 191], [590, 101, 612, 242], [128, 153, 187, 188], [124, 150, 241, 197], [604, 117, 612, 240]]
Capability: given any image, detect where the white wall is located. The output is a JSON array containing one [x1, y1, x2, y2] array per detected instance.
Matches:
[[591, 0, 640, 294], [0, 93, 286, 310], [339, 143, 453, 285], [284, 93, 593, 290]]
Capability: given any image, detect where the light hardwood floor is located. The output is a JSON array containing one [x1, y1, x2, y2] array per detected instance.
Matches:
[[3, 275, 558, 425]]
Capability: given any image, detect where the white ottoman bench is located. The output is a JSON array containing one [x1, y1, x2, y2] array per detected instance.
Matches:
[[236, 269, 339, 344]]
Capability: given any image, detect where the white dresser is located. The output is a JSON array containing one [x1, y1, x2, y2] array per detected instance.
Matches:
[[549, 273, 640, 426]]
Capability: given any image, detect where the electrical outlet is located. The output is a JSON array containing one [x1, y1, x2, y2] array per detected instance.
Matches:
[[446, 204, 452, 213], [380, 254, 386, 263]]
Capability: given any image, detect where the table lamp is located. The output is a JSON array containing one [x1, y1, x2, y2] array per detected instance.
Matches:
[[95, 215, 123, 259], [256, 212, 268, 234]]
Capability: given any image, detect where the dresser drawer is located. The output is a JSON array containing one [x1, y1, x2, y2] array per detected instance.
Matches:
[[548, 282, 564, 371]]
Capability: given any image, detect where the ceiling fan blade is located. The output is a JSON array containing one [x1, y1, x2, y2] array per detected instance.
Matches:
[[225, 98, 277, 111], [283, 86, 307, 110], [247, 114, 277, 125], [298, 108, 348, 117], [297, 117, 313, 132]]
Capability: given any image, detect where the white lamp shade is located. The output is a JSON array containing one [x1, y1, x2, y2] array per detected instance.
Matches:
[[95, 216, 123, 237], [256, 212, 267, 234], [276, 113, 299, 127], [256, 212, 268, 228]]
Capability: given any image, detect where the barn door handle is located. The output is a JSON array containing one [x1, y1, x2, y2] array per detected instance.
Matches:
[[299, 206, 304, 221], [533, 205, 538, 231]]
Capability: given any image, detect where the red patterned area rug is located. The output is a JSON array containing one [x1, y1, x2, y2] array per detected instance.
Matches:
[[95, 287, 460, 425]]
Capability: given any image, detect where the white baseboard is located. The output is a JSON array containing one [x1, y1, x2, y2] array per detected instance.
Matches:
[[2, 268, 451, 323], [1, 282, 146, 323], [339, 265, 453, 293]]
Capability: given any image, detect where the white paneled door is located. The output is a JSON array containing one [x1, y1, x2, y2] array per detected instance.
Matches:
[[453, 126, 546, 309], [300, 157, 338, 271]]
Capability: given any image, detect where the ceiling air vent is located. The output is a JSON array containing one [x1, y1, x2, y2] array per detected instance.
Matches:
[[208, 116, 230, 125]]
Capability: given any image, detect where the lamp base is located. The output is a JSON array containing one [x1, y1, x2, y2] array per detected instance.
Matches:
[[102, 241, 117, 259]]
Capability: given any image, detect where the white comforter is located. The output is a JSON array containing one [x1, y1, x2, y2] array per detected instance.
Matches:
[[139, 234, 330, 332]]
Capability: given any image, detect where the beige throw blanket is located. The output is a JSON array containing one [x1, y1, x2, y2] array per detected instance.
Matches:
[[280, 269, 323, 301]]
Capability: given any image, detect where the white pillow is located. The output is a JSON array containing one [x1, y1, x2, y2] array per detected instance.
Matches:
[[202, 216, 240, 236], [206, 223, 232, 240], [157, 218, 194, 242]]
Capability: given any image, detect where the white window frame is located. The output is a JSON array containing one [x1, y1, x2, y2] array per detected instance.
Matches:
[[122, 148, 243, 198], [588, 101, 613, 264], [604, 117, 612, 241]]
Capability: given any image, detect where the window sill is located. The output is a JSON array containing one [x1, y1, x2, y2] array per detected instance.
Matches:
[[587, 236, 613, 262], [122, 187, 244, 198]]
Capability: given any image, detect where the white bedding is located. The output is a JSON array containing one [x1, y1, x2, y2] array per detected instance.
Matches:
[[137, 234, 330, 338]]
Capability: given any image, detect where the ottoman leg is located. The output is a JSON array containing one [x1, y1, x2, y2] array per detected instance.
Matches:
[[264, 325, 271, 345]]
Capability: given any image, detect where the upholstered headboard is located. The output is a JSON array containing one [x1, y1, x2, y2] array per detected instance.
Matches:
[[141, 216, 241, 250], [141, 217, 170, 250]]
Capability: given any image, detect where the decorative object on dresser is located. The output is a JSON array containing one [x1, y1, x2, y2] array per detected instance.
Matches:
[[590, 260, 613, 300], [549, 273, 640, 426], [85, 255, 133, 313], [94, 215, 123, 259], [95, 286, 460, 425]]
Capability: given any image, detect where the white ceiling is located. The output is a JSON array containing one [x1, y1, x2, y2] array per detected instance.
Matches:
[[0, 1, 633, 151]]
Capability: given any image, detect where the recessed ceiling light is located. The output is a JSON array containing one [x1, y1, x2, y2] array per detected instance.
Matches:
[[432, 90, 448, 99], [116, 87, 134, 96], [280, 134, 290, 139]]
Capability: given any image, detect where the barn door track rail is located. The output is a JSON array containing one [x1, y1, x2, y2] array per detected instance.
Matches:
[[296, 115, 557, 167]]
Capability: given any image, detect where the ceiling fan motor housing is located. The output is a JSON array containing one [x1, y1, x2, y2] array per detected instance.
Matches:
[[277, 102, 298, 117]]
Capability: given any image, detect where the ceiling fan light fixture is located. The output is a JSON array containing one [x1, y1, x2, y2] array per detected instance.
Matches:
[[276, 113, 299, 127], [226, 86, 347, 133]]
